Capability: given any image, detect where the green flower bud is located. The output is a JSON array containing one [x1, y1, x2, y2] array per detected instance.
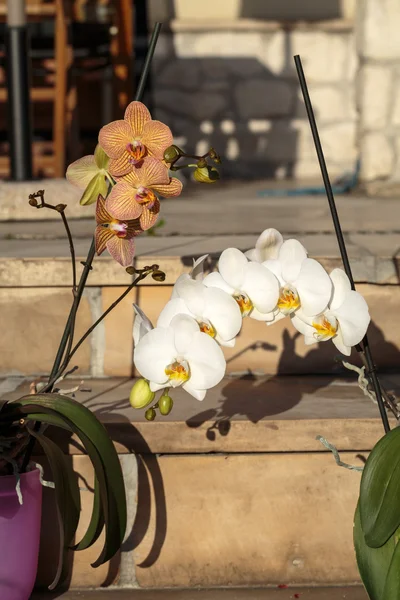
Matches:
[[152, 270, 166, 282], [193, 165, 220, 184], [164, 145, 182, 163], [159, 393, 174, 416], [145, 407, 157, 421], [209, 147, 221, 164], [129, 379, 155, 409]]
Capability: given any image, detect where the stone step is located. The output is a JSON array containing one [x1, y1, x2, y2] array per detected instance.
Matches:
[[1, 376, 392, 590], [31, 586, 368, 599]]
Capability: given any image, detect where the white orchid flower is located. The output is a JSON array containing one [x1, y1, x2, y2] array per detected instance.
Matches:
[[158, 275, 242, 347], [263, 238, 332, 323], [245, 228, 284, 263], [134, 313, 226, 401], [202, 247, 280, 321], [291, 268, 370, 356], [133, 303, 154, 345]]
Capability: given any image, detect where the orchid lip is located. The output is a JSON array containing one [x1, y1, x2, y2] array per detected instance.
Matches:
[[165, 359, 190, 387], [198, 319, 216, 338], [277, 285, 300, 315], [135, 186, 157, 208], [234, 292, 253, 317], [126, 140, 146, 165], [312, 315, 338, 341]]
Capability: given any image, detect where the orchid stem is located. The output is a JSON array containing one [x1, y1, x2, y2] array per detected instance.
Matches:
[[294, 53, 390, 434]]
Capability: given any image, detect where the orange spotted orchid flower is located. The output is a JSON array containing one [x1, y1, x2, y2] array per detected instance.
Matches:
[[98, 101, 173, 177], [95, 194, 142, 267], [106, 157, 182, 230]]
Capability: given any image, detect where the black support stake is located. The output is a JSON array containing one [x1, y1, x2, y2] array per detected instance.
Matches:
[[294, 54, 390, 435], [5, 0, 33, 181]]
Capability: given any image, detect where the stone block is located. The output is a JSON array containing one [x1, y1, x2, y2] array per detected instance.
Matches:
[[291, 32, 353, 83], [134, 453, 362, 587], [0, 288, 91, 376], [235, 79, 294, 119], [360, 132, 394, 181], [174, 0, 241, 20], [391, 77, 400, 126], [155, 89, 227, 120], [174, 31, 265, 61], [103, 287, 138, 377], [320, 122, 357, 165], [358, 64, 392, 130], [360, 0, 400, 60], [297, 86, 356, 123]]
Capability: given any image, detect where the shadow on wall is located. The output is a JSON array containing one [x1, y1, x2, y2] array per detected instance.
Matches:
[[151, 32, 308, 179]]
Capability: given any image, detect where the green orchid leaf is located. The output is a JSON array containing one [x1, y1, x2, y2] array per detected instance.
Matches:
[[72, 476, 104, 552], [94, 144, 110, 170], [13, 394, 126, 566], [354, 502, 398, 600], [382, 531, 400, 600], [80, 173, 108, 206], [360, 428, 400, 547], [29, 429, 80, 590]]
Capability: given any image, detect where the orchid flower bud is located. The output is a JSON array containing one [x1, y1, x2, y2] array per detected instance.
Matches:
[[129, 378, 155, 409], [193, 165, 220, 184]]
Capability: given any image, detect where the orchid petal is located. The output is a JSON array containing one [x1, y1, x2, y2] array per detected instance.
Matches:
[[242, 262, 280, 313], [266, 311, 287, 326], [95, 225, 112, 256], [174, 278, 206, 316], [141, 120, 173, 158], [66, 154, 99, 189], [246, 228, 284, 263], [106, 182, 142, 221], [279, 239, 308, 283], [98, 120, 132, 158], [330, 291, 370, 347], [262, 258, 285, 286], [108, 154, 132, 178], [191, 254, 209, 280], [170, 314, 200, 355], [134, 326, 176, 384], [332, 328, 351, 356], [295, 258, 332, 316], [106, 236, 136, 267], [94, 144, 110, 170], [182, 382, 207, 401], [329, 268, 352, 311], [80, 172, 109, 206], [203, 286, 242, 341], [140, 200, 160, 230], [217, 336, 236, 348], [152, 177, 183, 198], [291, 312, 315, 337], [157, 298, 192, 328], [184, 332, 226, 389], [149, 381, 167, 392], [137, 157, 170, 186], [133, 303, 154, 346], [203, 271, 235, 296], [96, 194, 111, 224], [251, 307, 278, 322], [218, 248, 248, 290], [124, 101, 151, 136]]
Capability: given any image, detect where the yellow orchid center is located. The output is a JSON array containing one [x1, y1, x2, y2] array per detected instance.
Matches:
[[198, 319, 216, 338], [165, 360, 190, 385], [277, 285, 300, 315], [108, 220, 128, 238], [234, 292, 253, 317], [312, 315, 338, 341], [126, 140, 146, 165], [135, 185, 157, 208]]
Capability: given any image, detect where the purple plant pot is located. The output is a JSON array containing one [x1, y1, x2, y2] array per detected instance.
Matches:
[[0, 468, 42, 600]]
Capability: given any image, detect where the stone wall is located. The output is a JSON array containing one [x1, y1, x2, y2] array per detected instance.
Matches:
[[356, 0, 400, 191], [151, 21, 358, 180]]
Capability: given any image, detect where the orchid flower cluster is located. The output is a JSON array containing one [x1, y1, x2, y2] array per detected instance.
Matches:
[[131, 228, 371, 418], [66, 101, 201, 267]]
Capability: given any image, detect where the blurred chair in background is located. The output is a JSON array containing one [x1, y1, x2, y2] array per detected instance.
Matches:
[[0, 0, 134, 179]]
